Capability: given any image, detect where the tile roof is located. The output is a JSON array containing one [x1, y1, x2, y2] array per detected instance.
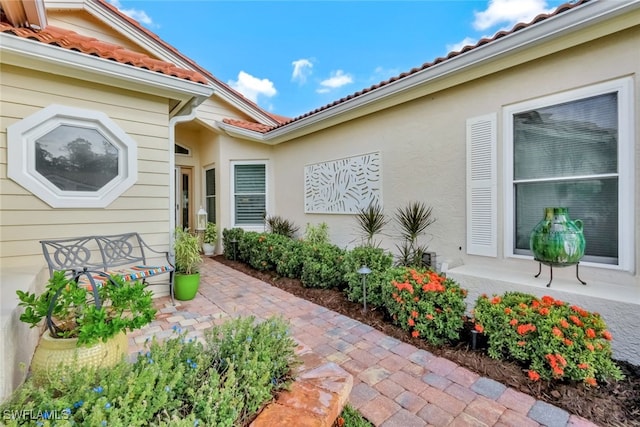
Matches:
[[222, 119, 275, 133], [0, 22, 209, 84], [223, 0, 590, 134]]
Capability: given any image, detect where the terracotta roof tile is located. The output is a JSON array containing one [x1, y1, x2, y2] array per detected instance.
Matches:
[[220, 0, 590, 134], [0, 22, 208, 84], [222, 118, 274, 133]]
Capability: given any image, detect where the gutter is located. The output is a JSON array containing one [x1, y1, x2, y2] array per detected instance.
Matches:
[[168, 99, 202, 255], [0, 33, 214, 107]]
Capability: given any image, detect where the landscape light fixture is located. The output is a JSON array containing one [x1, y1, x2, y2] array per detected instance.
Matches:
[[357, 266, 372, 312]]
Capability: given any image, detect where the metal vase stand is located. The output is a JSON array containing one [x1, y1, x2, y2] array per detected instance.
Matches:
[[534, 260, 587, 288]]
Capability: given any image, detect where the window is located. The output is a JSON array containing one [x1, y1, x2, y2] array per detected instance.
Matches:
[[231, 161, 267, 227], [205, 167, 216, 224], [504, 78, 634, 270], [7, 104, 137, 208], [175, 144, 190, 155]]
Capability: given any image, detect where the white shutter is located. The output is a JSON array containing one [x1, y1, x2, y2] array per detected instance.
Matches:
[[466, 114, 497, 257]]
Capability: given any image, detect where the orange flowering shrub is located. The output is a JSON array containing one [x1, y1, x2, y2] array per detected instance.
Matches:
[[473, 292, 623, 385], [383, 267, 467, 345]]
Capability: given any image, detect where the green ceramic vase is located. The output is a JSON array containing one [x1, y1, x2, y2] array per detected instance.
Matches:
[[529, 207, 585, 266]]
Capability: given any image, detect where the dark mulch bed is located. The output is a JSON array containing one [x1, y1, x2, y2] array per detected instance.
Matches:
[[212, 256, 640, 427]]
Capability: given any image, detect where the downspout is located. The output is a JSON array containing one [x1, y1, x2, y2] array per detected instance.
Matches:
[[168, 99, 200, 258]]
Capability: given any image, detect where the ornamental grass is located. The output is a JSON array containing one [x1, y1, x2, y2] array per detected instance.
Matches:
[[473, 292, 624, 385]]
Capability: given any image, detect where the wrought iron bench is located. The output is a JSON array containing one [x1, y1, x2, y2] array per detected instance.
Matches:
[[40, 233, 175, 303]]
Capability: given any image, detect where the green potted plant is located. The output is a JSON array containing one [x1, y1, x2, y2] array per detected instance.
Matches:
[[202, 222, 217, 256], [174, 227, 203, 300], [16, 270, 156, 373]]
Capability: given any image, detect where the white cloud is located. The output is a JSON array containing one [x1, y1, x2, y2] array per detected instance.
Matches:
[[228, 71, 277, 103], [316, 70, 353, 93], [473, 0, 555, 31], [292, 59, 313, 84], [108, 0, 153, 26], [370, 66, 401, 82], [447, 37, 478, 54]]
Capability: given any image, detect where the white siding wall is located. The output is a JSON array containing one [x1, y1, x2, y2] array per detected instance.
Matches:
[[0, 65, 173, 269]]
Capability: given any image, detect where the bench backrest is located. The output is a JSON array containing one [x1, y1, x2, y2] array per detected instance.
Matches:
[[41, 233, 147, 276], [96, 233, 147, 268]]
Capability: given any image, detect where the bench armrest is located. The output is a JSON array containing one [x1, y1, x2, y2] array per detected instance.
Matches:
[[139, 238, 173, 266]]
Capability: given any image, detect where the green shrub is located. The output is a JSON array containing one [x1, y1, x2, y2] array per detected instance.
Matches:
[[235, 232, 292, 272], [222, 228, 244, 260], [304, 222, 329, 245], [300, 243, 346, 289], [473, 292, 624, 385], [272, 238, 306, 278], [235, 232, 267, 270], [382, 267, 467, 345], [205, 316, 299, 420], [343, 246, 394, 308], [265, 215, 299, 238], [0, 316, 298, 427]]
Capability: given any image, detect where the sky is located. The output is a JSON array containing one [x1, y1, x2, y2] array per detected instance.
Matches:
[[110, 0, 570, 119]]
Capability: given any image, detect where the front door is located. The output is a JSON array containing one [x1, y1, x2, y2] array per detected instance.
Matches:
[[175, 167, 193, 230]]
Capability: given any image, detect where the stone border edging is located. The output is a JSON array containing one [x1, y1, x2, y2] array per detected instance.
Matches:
[[251, 345, 353, 427]]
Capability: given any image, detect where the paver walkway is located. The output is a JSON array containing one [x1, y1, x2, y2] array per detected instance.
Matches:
[[128, 258, 599, 427]]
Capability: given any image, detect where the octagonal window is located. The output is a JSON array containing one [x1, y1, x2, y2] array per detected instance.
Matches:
[[36, 125, 120, 191], [8, 105, 138, 208]]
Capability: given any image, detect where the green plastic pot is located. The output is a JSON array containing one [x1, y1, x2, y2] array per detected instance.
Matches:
[[174, 273, 200, 301]]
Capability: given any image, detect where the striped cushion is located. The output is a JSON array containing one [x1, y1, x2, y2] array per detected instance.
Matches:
[[108, 265, 172, 282], [75, 265, 172, 289]]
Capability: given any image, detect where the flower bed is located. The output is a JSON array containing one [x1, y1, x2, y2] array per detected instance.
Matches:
[[473, 292, 624, 385], [1, 316, 298, 426]]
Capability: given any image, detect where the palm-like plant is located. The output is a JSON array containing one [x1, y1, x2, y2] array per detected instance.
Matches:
[[266, 215, 300, 238], [355, 203, 388, 247], [394, 201, 435, 267]]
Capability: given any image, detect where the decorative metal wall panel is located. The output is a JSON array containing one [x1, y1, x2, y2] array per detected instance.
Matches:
[[304, 152, 381, 214]]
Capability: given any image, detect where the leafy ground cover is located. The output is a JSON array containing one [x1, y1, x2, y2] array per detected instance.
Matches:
[[1, 316, 297, 427], [214, 256, 640, 427]]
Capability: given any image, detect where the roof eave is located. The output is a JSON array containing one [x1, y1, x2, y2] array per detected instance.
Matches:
[[262, 0, 640, 144], [1, 33, 215, 114], [217, 121, 272, 144]]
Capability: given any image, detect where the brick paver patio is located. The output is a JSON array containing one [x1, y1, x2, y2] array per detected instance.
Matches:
[[128, 258, 598, 427]]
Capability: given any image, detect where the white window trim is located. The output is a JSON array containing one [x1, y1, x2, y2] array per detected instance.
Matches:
[[503, 77, 634, 271], [203, 164, 216, 224], [229, 160, 268, 230], [175, 143, 191, 156], [7, 104, 137, 208]]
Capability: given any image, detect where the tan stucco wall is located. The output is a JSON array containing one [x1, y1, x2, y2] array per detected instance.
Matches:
[[0, 64, 174, 270], [266, 26, 640, 363], [270, 27, 640, 294], [217, 135, 273, 233]]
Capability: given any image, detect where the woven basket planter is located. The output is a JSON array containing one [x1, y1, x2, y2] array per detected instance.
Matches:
[[31, 330, 128, 374]]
